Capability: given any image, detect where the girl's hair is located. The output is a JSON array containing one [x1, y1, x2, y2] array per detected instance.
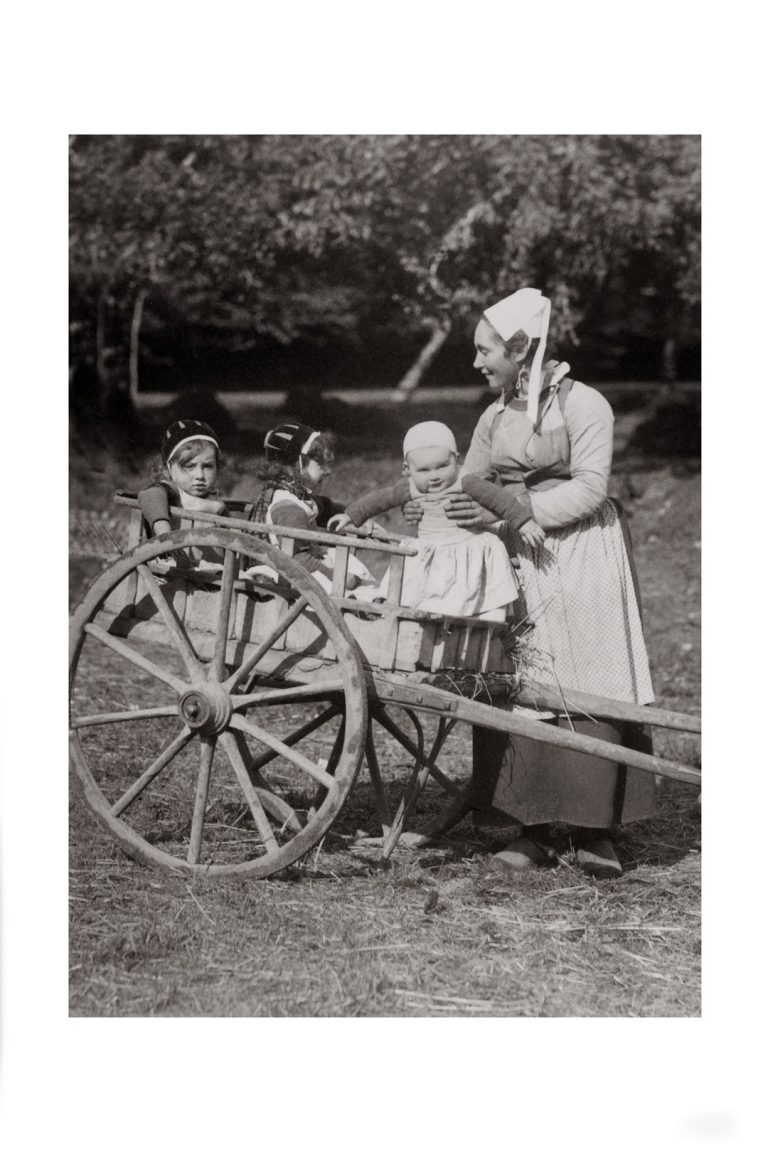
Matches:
[[251, 431, 335, 523], [169, 438, 223, 469], [304, 430, 335, 467], [151, 438, 224, 483], [256, 431, 335, 484]]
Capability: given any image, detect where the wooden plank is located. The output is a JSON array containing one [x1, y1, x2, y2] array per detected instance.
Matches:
[[455, 625, 473, 668], [118, 509, 144, 612], [114, 495, 418, 556], [440, 625, 460, 669], [429, 625, 446, 672], [386, 554, 406, 606], [332, 546, 350, 598], [375, 610, 401, 671], [517, 679, 701, 734], [479, 626, 495, 672], [368, 670, 700, 786]]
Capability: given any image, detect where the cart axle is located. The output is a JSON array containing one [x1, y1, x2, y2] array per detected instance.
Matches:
[[179, 685, 233, 734]]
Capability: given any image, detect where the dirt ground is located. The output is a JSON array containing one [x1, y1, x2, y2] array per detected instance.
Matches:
[[69, 388, 701, 1017]]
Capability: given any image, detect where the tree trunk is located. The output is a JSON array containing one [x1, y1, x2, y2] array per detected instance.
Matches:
[[394, 320, 451, 400], [662, 335, 677, 383], [129, 288, 148, 406], [96, 288, 109, 389]]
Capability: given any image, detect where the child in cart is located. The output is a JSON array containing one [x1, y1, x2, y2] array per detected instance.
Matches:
[[138, 420, 227, 569], [330, 421, 528, 620], [247, 422, 377, 594], [138, 420, 227, 534]]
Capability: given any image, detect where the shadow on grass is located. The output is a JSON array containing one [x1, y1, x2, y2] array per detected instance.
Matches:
[[309, 775, 701, 877]]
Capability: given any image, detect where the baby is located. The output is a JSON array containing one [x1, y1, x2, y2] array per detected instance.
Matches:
[[332, 421, 520, 620]]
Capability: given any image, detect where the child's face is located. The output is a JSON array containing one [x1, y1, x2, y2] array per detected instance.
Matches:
[[168, 444, 218, 498], [404, 446, 459, 494], [301, 455, 331, 489]]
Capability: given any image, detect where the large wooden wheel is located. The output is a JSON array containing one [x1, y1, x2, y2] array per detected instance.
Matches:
[[69, 528, 367, 877]]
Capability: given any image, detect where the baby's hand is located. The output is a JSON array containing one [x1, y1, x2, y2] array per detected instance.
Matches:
[[518, 519, 546, 547], [328, 513, 353, 533]]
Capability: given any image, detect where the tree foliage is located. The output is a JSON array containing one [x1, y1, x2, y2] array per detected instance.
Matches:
[[69, 134, 700, 395]]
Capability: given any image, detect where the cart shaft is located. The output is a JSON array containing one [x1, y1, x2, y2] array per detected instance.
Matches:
[[368, 671, 700, 787]]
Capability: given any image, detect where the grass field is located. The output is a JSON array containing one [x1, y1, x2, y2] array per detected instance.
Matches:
[[69, 387, 701, 1017]]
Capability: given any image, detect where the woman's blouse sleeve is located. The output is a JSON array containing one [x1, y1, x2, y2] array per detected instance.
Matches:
[[313, 495, 346, 527], [345, 479, 411, 526], [461, 474, 533, 529], [460, 405, 496, 477], [530, 384, 613, 530]]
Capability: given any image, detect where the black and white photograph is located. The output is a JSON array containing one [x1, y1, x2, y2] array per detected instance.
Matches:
[[3, 5, 765, 1146], [67, 133, 702, 1018]]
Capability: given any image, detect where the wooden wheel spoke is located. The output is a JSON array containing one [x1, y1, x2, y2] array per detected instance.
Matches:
[[211, 547, 238, 681], [233, 678, 344, 710], [219, 731, 278, 854], [137, 562, 205, 682], [223, 595, 309, 691], [403, 708, 425, 760], [427, 718, 459, 789], [235, 704, 339, 776], [70, 522, 368, 877], [188, 735, 216, 864], [110, 727, 194, 817], [83, 623, 187, 693], [71, 705, 178, 729], [230, 714, 339, 797], [366, 722, 392, 830], [307, 717, 346, 819], [373, 708, 457, 860], [231, 732, 303, 833], [375, 708, 460, 796]]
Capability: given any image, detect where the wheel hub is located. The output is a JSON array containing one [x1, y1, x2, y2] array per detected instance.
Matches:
[[179, 684, 233, 734]]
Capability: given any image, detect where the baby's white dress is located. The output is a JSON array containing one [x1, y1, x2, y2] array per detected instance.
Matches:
[[389, 480, 519, 619]]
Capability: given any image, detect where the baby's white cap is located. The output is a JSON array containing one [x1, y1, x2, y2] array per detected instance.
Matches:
[[403, 421, 457, 458]]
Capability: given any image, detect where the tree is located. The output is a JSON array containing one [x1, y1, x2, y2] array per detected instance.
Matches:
[[69, 134, 701, 406]]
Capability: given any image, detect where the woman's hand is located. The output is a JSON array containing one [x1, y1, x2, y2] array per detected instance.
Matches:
[[402, 499, 424, 525], [444, 492, 496, 527], [518, 519, 546, 547]]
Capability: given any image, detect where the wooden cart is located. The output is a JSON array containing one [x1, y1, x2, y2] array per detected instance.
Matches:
[[69, 496, 701, 878]]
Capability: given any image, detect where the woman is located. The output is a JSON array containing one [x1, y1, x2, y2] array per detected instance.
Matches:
[[439, 288, 655, 879]]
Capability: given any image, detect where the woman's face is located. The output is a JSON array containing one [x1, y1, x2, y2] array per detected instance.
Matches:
[[473, 319, 521, 392]]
